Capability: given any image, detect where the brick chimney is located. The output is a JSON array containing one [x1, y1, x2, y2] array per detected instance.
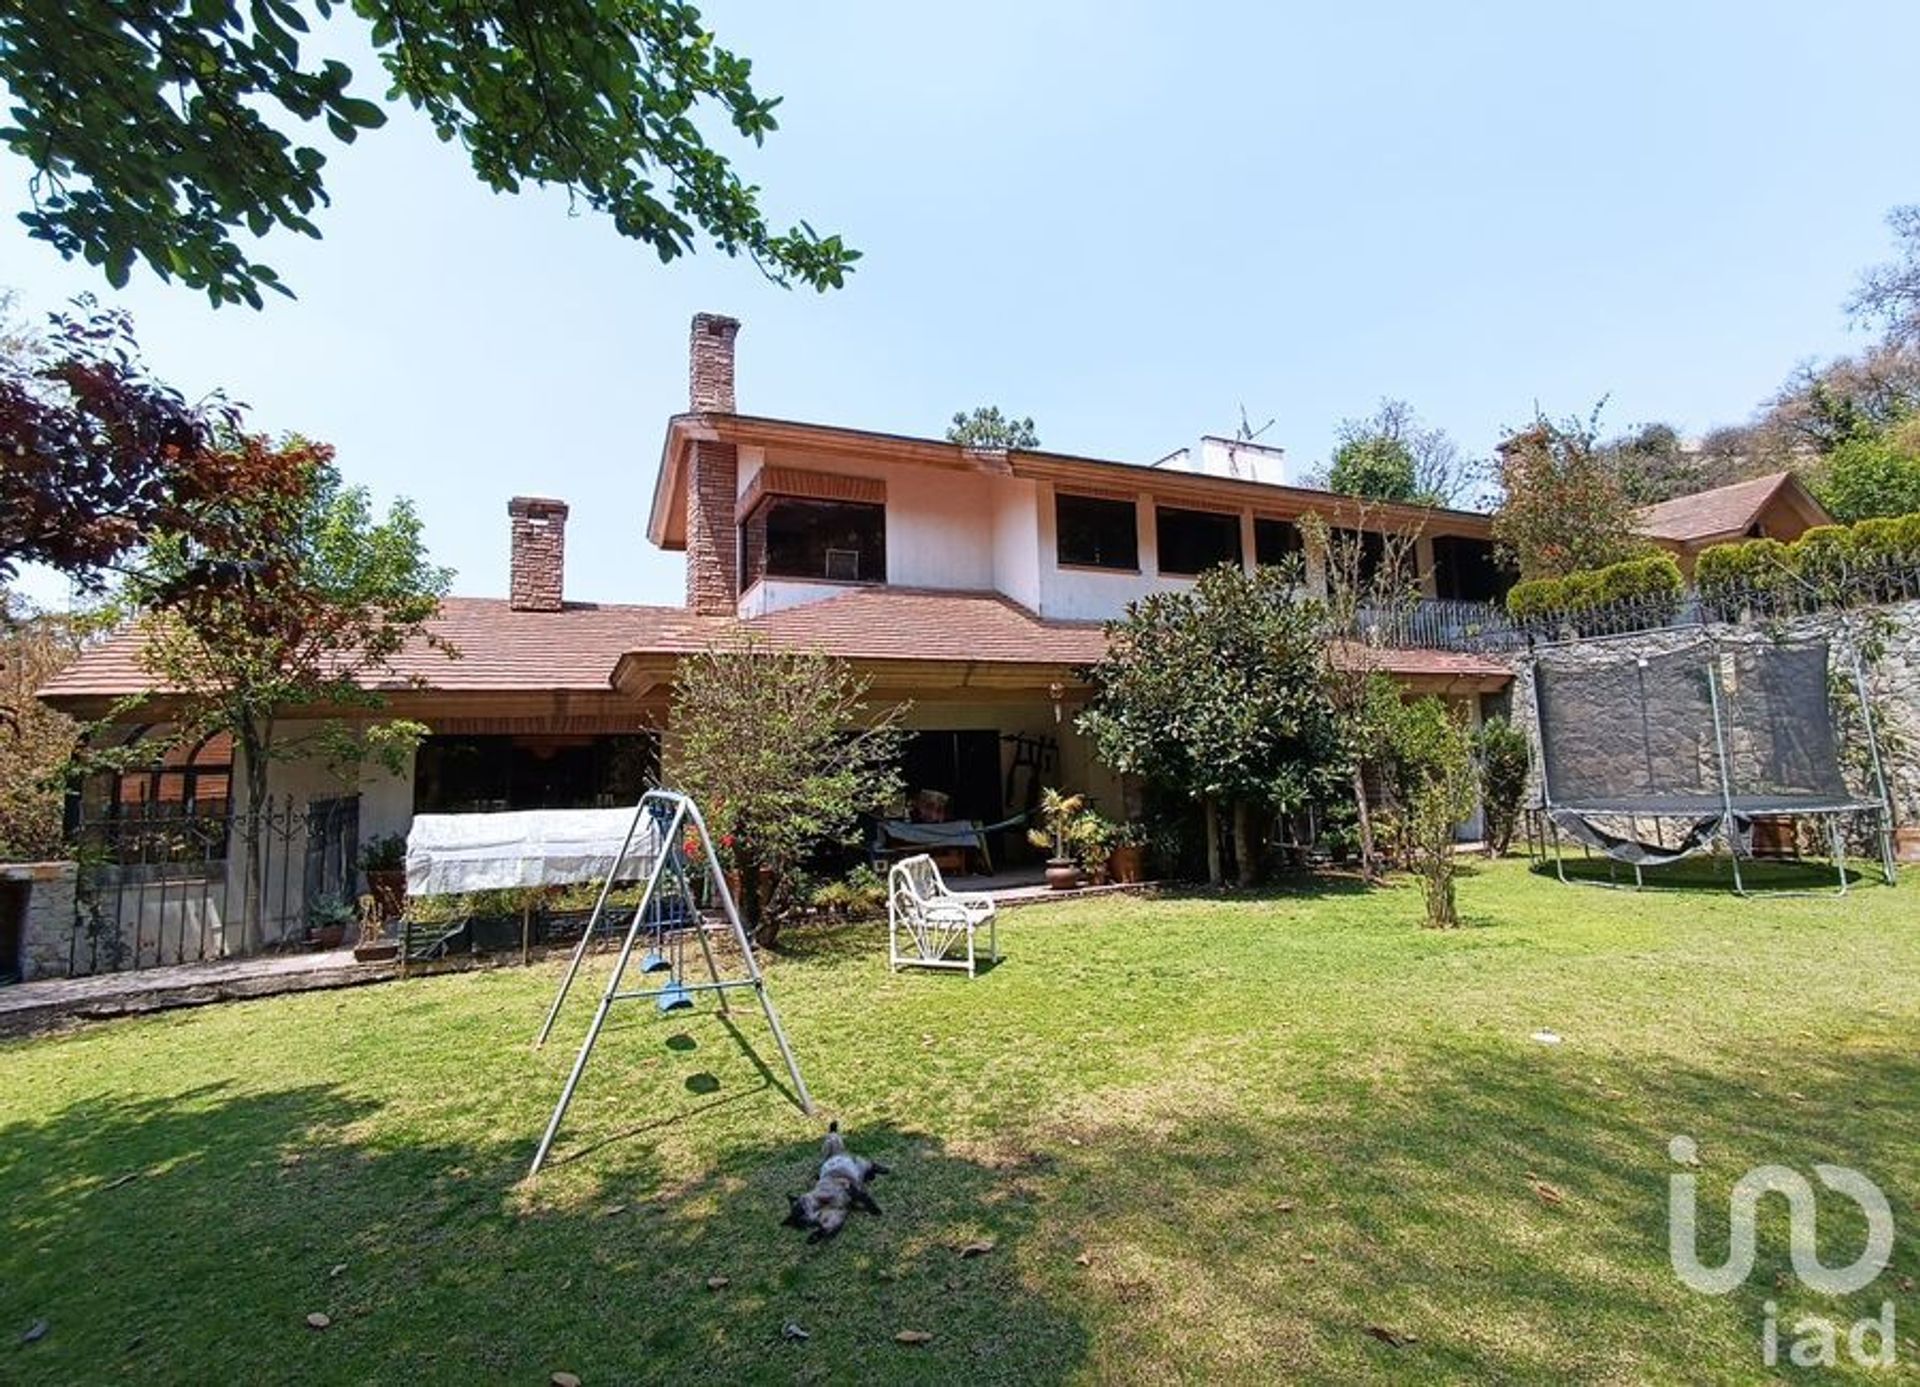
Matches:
[[686, 313, 741, 614], [508, 496, 568, 612]]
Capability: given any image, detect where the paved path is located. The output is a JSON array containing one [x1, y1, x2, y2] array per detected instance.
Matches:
[[0, 949, 398, 1036]]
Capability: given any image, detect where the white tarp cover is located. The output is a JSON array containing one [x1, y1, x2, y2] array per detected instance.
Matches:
[[406, 808, 664, 897]]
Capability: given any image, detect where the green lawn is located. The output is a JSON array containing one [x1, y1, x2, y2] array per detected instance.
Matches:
[[4, 859, 1918, 1383]]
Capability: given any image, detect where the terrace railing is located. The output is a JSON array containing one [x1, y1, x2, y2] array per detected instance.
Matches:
[[1352, 558, 1920, 655]]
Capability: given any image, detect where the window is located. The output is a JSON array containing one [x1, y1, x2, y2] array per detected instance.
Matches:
[[1253, 517, 1303, 568], [413, 734, 659, 814], [1156, 506, 1243, 576], [1055, 493, 1138, 570], [108, 730, 233, 824], [1431, 535, 1513, 602], [740, 497, 886, 588]]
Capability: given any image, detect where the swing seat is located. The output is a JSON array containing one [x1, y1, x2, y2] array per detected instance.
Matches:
[[639, 950, 672, 974], [655, 979, 694, 1012]]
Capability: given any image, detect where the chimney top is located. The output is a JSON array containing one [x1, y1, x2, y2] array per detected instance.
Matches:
[[508, 496, 568, 612], [690, 313, 741, 413]]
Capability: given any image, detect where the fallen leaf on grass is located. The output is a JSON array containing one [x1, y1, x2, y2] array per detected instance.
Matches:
[[1531, 1181, 1566, 1206], [782, 1323, 810, 1342], [21, 1319, 48, 1345], [598, 1204, 628, 1219], [99, 1172, 140, 1192], [305, 1313, 331, 1331], [329, 1264, 348, 1279], [957, 1240, 995, 1258], [1277, 1200, 1296, 1213], [706, 1276, 730, 1291], [1300, 1253, 1319, 1264], [1073, 1253, 1093, 1267], [895, 1330, 934, 1344], [551, 1373, 582, 1387], [1365, 1325, 1417, 1349]]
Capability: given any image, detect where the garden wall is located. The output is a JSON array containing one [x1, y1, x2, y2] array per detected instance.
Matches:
[[1504, 599, 1920, 823]]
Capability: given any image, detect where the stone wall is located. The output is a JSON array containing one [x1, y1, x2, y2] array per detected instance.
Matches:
[[3, 861, 77, 983], [1505, 600, 1920, 822]]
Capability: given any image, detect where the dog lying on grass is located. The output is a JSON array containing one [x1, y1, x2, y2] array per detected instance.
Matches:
[[782, 1122, 890, 1242]]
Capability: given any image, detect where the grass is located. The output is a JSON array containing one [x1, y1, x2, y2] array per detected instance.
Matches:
[[4, 858, 1919, 1383]]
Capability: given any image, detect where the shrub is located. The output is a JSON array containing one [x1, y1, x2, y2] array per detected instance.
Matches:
[[1383, 697, 1478, 928], [1474, 716, 1531, 857], [1502, 553, 1682, 630]]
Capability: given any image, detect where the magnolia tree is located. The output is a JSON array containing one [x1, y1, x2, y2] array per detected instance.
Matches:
[[664, 638, 903, 947], [126, 441, 452, 950], [1078, 563, 1343, 887]]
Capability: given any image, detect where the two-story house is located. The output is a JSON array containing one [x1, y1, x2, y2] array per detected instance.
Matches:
[[39, 313, 1512, 961]]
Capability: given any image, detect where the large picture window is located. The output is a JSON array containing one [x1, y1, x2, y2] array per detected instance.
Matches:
[[740, 496, 886, 588], [1432, 535, 1513, 602], [1055, 493, 1138, 570], [1156, 506, 1243, 576]]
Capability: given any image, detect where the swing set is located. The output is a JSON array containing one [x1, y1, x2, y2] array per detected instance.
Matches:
[[527, 789, 814, 1176]]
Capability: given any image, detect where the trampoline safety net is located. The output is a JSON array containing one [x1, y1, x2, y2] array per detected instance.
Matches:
[[1532, 639, 1877, 868]]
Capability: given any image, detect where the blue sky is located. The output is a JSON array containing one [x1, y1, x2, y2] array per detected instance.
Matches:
[[5, 1, 1917, 611]]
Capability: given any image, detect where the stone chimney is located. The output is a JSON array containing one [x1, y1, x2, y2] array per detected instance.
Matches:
[[508, 496, 568, 612], [686, 313, 742, 614]]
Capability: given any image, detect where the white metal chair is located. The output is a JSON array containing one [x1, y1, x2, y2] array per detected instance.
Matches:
[[888, 853, 998, 977]]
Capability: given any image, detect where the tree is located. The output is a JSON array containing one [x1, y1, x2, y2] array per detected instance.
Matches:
[[0, 590, 85, 860], [665, 637, 903, 947], [1, 298, 246, 590], [1597, 422, 1710, 505], [1078, 563, 1344, 887], [1321, 400, 1470, 507], [127, 441, 452, 950], [0, 3, 858, 307], [1473, 715, 1530, 858], [1382, 695, 1477, 928], [1813, 428, 1920, 523], [946, 406, 1039, 450], [1299, 509, 1424, 882], [1490, 408, 1648, 579], [1848, 204, 1920, 347]]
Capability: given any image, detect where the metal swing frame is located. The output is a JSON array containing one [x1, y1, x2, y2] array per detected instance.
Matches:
[[528, 789, 813, 1177], [1528, 628, 1898, 899]]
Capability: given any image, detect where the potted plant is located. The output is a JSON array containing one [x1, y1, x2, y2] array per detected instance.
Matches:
[[1071, 811, 1120, 885], [1028, 788, 1086, 890], [359, 833, 409, 921], [1107, 820, 1148, 884], [306, 894, 356, 950], [353, 894, 400, 963]]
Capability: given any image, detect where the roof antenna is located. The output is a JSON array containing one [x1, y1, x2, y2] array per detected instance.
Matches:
[[1235, 404, 1276, 444]]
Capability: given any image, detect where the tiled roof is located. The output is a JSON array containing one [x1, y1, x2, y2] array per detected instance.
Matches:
[[1635, 472, 1825, 544], [41, 587, 1510, 705], [37, 597, 727, 700], [739, 588, 1109, 665]]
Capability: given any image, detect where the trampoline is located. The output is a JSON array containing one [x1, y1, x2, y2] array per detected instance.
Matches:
[[1527, 634, 1896, 895]]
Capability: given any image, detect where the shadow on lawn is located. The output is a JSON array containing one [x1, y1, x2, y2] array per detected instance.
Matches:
[[0, 1075, 1092, 1382], [1047, 1035, 1920, 1381]]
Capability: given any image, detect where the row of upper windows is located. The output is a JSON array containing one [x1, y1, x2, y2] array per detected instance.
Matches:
[[734, 489, 1509, 600]]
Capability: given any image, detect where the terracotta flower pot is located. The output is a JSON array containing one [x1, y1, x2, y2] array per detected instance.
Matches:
[[1044, 859, 1082, 891], [1895, 826, 1920, 864], [1107, 844, 1145, 885], [308, 924, 347, 951]]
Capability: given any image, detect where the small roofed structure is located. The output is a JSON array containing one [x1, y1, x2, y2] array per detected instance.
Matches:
[[1635, 472, 1832, 571]]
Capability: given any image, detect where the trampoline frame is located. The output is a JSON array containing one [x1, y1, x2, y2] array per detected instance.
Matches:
[[1526, 628, 1898, 898]]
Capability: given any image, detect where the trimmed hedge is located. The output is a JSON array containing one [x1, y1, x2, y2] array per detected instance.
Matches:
[[1695, 510, 1920, 610], [1506, 554, 1685, 623]]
